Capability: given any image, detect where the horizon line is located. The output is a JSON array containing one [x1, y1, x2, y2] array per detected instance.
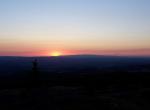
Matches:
[[0, 54, 150, 58]]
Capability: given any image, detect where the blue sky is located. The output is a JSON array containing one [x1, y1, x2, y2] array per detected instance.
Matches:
[[0, 0, 150, 56]]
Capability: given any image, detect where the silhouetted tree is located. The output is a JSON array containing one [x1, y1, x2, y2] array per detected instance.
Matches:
[[32, 59, 38, 73], [32, 59, 39, 85]]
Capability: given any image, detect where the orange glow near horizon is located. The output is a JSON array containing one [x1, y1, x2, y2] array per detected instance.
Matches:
[[0, 49, 150, 57]]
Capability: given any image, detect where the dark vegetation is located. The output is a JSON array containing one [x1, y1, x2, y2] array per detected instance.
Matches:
[[0, 55, 150, 110]]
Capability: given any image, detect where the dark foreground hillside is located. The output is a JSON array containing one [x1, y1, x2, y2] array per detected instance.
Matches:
[[0, 72, 150, 110]]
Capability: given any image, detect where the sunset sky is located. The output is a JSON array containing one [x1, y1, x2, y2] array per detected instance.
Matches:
[[0, 0, 150, 56]]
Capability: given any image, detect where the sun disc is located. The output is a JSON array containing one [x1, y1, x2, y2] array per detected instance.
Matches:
[[51, 51, 62, 56]]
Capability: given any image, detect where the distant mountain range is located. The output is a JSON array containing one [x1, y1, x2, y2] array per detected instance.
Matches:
[[0, 55, 150, 76]]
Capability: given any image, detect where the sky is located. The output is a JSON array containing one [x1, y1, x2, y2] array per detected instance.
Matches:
[[0, 0, 150, 56]]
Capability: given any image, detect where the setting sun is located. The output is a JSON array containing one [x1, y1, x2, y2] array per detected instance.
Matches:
[[50, 51, 62, 57]]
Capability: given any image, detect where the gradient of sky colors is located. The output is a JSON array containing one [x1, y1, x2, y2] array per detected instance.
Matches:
[[0, 0, 150, 56]]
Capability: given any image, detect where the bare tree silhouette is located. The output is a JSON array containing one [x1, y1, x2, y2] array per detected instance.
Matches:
[[32, 59, 39, 85]]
